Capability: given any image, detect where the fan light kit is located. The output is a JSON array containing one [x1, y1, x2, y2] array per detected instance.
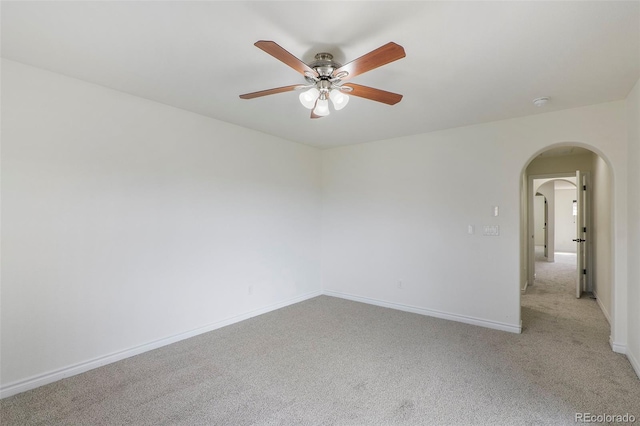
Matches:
[[240, 41, 406, 119]]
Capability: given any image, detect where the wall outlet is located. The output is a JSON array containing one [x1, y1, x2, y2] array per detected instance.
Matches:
[[248, 285, 254, 295], [483, 225, 500, 236], [397, 280, 403, 289]]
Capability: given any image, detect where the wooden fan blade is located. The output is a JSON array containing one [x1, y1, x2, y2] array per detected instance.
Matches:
[[255, 40, 317, 77], [239, 85, 301, 99], [335, 42, 405, 81], [344, 83, 403, 105]]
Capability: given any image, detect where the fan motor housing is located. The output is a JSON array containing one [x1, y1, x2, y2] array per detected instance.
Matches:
[[310, 53, 341, 78]]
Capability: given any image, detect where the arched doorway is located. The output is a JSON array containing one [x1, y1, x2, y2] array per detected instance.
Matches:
[[519, 144, 614, 340]]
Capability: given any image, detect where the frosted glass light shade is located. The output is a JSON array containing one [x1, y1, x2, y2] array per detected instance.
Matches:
[[299, 88, 320, 109], [313, 98, 330, 116], [330, 89, 349, 110]]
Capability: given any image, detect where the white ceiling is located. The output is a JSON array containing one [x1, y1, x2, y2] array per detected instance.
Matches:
[[2, 1, 639, 149], [538, 146, 592, 158], [535, 177, 577, 191]]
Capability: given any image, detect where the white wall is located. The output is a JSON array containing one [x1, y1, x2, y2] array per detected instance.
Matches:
[[1, 60, 322, 393], [3, 59, 638, 395], [554, 187, 577, 253], [592, 155, 613, 322], [527, 154, 594, 176], [626, 78, 640, 376], [322, 101, 628, 340], [520, 173, 528, 290]]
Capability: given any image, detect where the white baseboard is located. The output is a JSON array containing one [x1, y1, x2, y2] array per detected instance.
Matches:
[[627, 348, 640, 380], [610, 338, 640, 380], [592, 291, 611, 324], [0, 290, 322, 399], [610, 336, 627, 354], [323, 290, 522, 334]]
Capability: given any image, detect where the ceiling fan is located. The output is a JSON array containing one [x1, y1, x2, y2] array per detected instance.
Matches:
[[239, 40, 406, 119]]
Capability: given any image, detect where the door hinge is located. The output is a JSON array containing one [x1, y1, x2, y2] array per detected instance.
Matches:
[[583, 269, 587, 275], [583, 227, 587, 233], [544, 245, 547, 248], [583, 185, 586, 190]]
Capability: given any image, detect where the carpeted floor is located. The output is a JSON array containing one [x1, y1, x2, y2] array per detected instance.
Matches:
[[2, 256, 638, 425]]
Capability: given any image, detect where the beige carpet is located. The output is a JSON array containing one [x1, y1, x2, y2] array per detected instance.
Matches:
[[2, 258, 639, 425]]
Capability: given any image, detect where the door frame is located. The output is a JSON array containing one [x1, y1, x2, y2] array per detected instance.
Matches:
[[544, 196, 549, 258], [527, 172, 578, 286]]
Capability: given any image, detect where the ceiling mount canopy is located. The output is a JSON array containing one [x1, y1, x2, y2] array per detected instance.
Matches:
[[240, 40, 406, 119]]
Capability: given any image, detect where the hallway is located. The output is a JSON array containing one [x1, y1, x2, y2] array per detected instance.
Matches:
[[525, 246, 597, 323], [518, 247, 639, 418]]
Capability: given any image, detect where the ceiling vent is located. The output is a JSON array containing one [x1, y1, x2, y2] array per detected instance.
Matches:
[[533, 97, 550, 107]]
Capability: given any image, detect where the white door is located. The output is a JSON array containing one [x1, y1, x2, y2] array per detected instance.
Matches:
[[574, 171, 589, 298]]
